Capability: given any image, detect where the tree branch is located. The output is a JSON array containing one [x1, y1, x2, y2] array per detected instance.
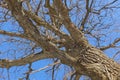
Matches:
[[0, 51, 55, 68], [5, 0, 62, 53], [29, 60, 60, 74], [53, 0, 88, 43], [0, 49, 77, 69], [100, 38, 120, 50], [35, 0, 42, 15], [80, 0, 90, 31], [0, 30, 26, 38], [98, 0, 118, 11], [26, 0, 32, 11], [24, 10, 72, 42]]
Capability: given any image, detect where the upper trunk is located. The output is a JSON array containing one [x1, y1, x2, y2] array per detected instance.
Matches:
[[3, 0, 120, 80], [71, 45, 120, 80]]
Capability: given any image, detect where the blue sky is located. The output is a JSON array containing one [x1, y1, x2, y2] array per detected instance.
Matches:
[[0, 0, 120, 80]]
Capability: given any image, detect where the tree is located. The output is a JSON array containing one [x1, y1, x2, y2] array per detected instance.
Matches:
[[0, 0, 120, 80]]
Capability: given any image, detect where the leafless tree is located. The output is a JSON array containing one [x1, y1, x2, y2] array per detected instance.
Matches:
[[0, 0, 120, 80]]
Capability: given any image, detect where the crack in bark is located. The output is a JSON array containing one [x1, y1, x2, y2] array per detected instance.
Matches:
[[0, 0, 120, 80]]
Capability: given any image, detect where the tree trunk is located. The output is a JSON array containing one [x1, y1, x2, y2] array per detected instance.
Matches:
[[2, 0, 120, 80], [73, 46, 120, 80]]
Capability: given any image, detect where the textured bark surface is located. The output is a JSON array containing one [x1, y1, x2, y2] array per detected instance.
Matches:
[[0, 0, 120, 80], [76, 46, 120, 80]]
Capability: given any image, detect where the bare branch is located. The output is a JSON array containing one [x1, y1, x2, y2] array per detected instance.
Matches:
[[74, 73, 81, 80], [53, 0, 87, 42], [26, 0, 32, 11], [35, 0, 42, 15], [112, 51, 120, 59], [24, 10, 72, 42], [64, 71, 76, 80], [0, 51, 55, 68], [80, 0, 90, 31], [0, 49, 77, 69], [1, 0, 120, 80], [25, 63, 32, 80], [0, 30, 25, 38], [5, 0, 61, 53], [29, 60, 60, 74], [96, 0, 118, 12], [100, 38, 120, 50], [0, 1, 8, 9]]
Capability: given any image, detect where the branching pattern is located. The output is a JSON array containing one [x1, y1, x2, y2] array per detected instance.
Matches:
[[0, 0, 119, 80]]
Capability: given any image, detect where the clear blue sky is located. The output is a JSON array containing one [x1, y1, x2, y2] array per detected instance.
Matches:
[[0, 0, 120, 80]]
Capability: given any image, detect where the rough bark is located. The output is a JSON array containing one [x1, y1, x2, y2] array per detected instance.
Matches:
[[75, 46, 120, 80], [0, 0, 120, 80]]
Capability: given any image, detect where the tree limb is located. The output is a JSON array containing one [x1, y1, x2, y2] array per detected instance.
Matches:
[[5, 0, 62, 53], [98, 0, 118, 11], [0, 30, 26, 38], [35, 0, 42, 15], [0, 49, 78, 69], [0, 51, 55, 68], [80, 0, 90, 31], [29, 60, 60, 74], [100, 38, 120, 50], [24, 10, 73, 42], [53, 0, 87, 43], [26, 0, 32, 11]]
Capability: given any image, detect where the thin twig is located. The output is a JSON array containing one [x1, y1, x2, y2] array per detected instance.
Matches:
[[100, 38, 120, 50], [29, 60, 61, 74]]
